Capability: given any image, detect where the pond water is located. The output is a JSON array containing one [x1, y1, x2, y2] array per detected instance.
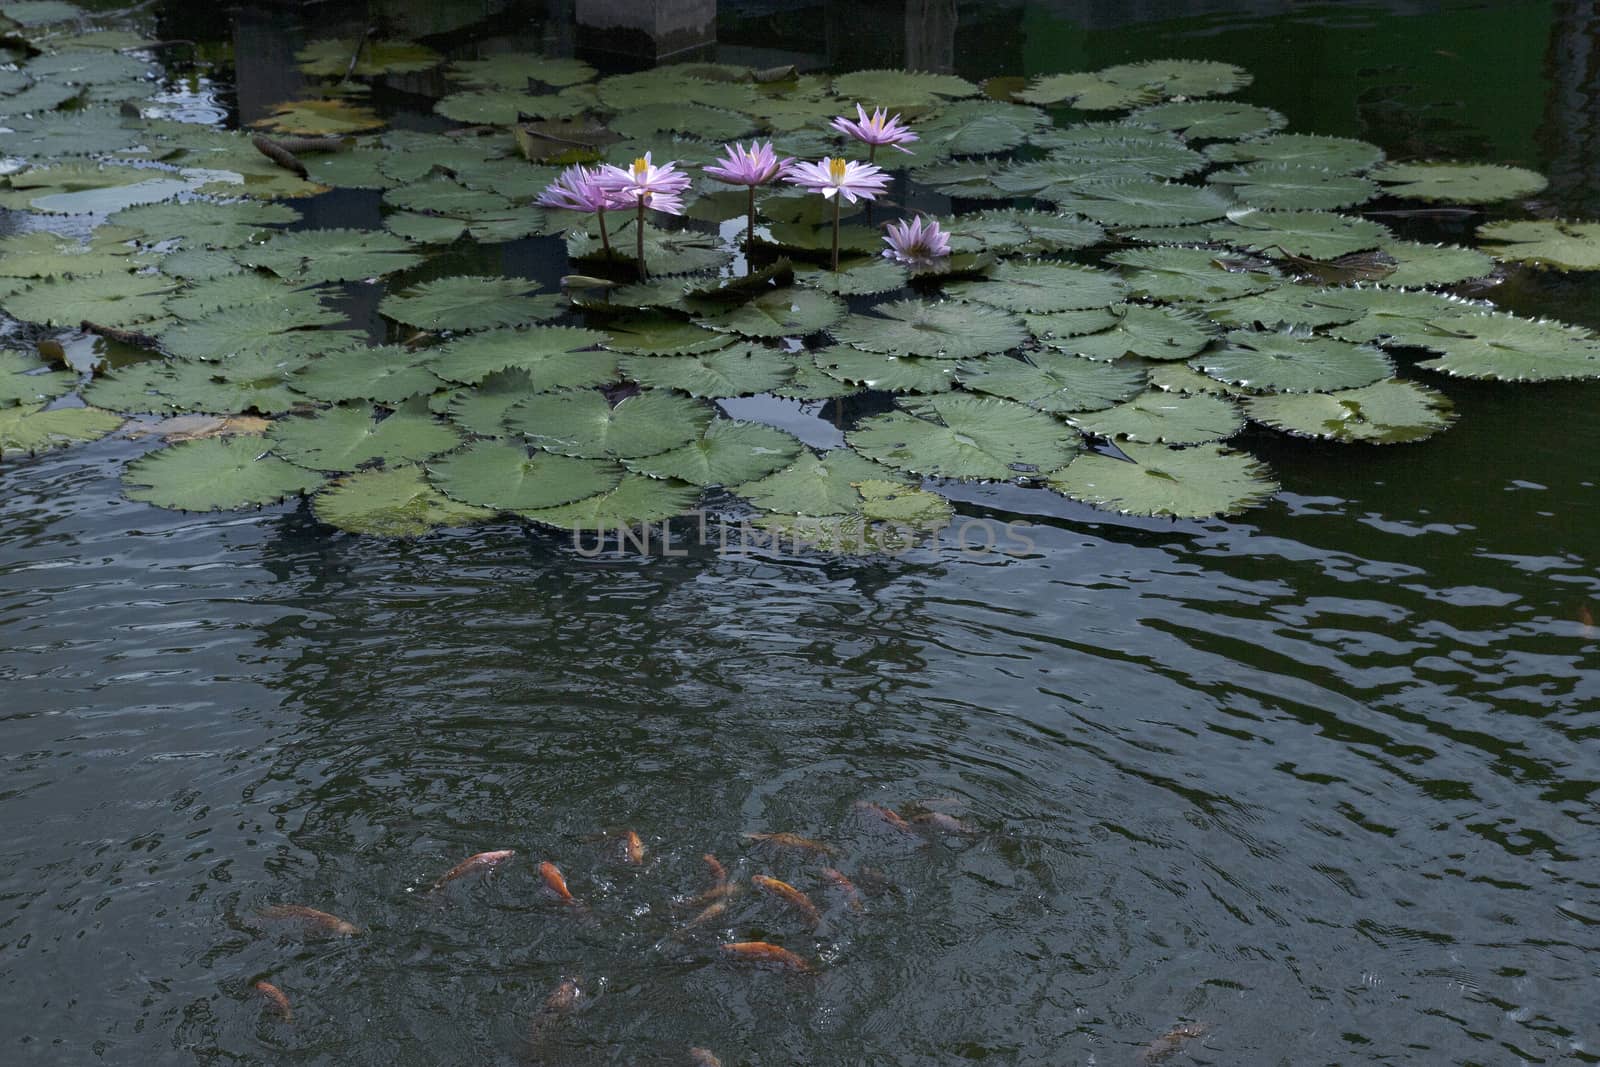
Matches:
[[2, 1, 1598, 1065]]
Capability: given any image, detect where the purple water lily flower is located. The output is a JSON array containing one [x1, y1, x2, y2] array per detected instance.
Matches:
[[537, 164, 626, 256], [704, 140, 795, 254], [882, 215, 952, 269], [785, 156, 892, 271], [831, 103, 919, 161], [596, 152, 694, 278]]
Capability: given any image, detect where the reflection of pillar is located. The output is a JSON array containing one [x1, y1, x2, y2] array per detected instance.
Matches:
[[904, 0, 956, 74], [826, 0, 905, 71], [575, 0, 716, 59], [232, 9, 304, 129], [1538, 0, 1600, 215]]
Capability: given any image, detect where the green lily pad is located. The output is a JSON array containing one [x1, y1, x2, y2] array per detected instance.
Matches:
[[1207, 162, 1377, 211], [1204, 286, 1370, 329], [239, 228, 423, 283], [292, 346, 443, 404], [1049, 304, 1219, 361], [795, 259, 910, 295], [428, 326, 614, 386], [428, 439, 623, 510], [1041, 179, 1233, 227], [1017, 72, 1155, 111], [1475, 219, 1600, 271], [1209, 210, 1391, 260], [0, 230, 138, 279], [813, 345, 956, 393], [623, 419, 803, 486], [1373, 241, 1495, 288], [1071, 390, 1243, 444], [1022, 307, 1123, 345], [1192, 327, 1394, 392], [945, 209, 1105, 254], [913, 160, 1027, 199], [433, 89, 547, 125], [110, 200, 300, 248], [1204, 133, 1384, 173], [267, 402, 461, 472], [1326, 289, 1489, 346], [947, 261, 1128, 314], [379, 275, 561, 332], [611, 102, 753, 141], [772, 361, 861, 400], [1, 1, 84, 26], [1129, 100, 1287, 140], [704, 288, 846, 338], [830, 299, 1028, 359], [957, 350, 1145, 413], [619, 344, 793, 397], [296, 38, 441, 77], [915, 99, 1050, 155], [1244, 380, 1455, 442], [313, 464, 495, 537], [163, 274, 312, 320], [450, 54, 596, 90], [0, 350, 75, 407], [856, 478, 953, 528], [83, 358, 303, 416], [598, 313, 732, 356], [0, 402, 122, 458], [1412, 312, 1600, 381], [123, 436, 325, 510], [1097, 59, 1252, 99], [253, 98, 385, 137], [847, 393, 1081, 480], [1045, 440, 1277, 518], [3, 271, 174, 328], [1109, 245, 1282, 302], [505, 389, 711, 459], [1039, 137, 1207, 179], [830, 69, 977, 109], [1369, 162, 1546, 204], [734, 449, 910, 517], [517, 473, 701, 530], [157, 300, 347, 360]]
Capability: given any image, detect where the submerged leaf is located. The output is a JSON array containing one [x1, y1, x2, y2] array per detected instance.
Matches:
[[123, 436, 325, 510], [1045, 441, 1277, 518], [1244, 380, 1455, 443]]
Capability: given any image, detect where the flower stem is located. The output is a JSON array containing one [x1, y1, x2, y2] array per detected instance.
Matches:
[[636, 200, 646, 280], [831, 194, 841, 272], [869, 144, 877, 164], [746, 186, 756, 262], [597, 208, 611, 256]]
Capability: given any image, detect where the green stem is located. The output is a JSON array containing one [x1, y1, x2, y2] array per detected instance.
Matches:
[[636, 199, 646, 280], [831, 194, 841, 272], [746, 185, 756, 263], [869, 143, 877, 164], [597, 208, 611, 256]]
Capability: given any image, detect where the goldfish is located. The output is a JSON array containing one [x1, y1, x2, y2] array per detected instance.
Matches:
[[680, 880, 741, 908], [820, 867, 864, 913], [913, 812, 969, 833], [719, 941, 811, 972], [1580, 602, 1594, 638], [538, 861, 576, 904], [742, 832, 835, 856], [853, 800, 914, 833], [542, 978, 582, 1014], [254, 904, 360, 938], [677, 900, 728, 934], [702, 853, 727, 885], [623, 831, 645, 865], [253, 980, 291, 1022], [433, 849, 515, 889], [1139, 1022, 1210, 1064], [752, 875, 821, 927], [688, 1049, 722, 1066]]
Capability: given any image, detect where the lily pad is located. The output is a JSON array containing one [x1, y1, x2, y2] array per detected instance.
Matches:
[[1205, 287, 1370, 329], [945, 209, 1105, 254], [915, 99, 1051, 155], [812, 345, 956, 393], [1045, 441, 1277, 518], [429, 327, 614, 387], [598, 313, 732, 356], [1204, 133, 1383, 173], [1244, 380, 1455, 442], [1192, 327, 1394, 392], [0, 402, 121, 458], [505, 389, 711, 459], [1071, 390, 1243, 444], [157, 300, 347, 360], [313, 464, 495, 537], [292, 346, 443, 404], [83, 358, 303, 416], [123, 436, 325, 510], [451, 54, 596, 90], [267, 402, 461, 472], [623, 419, 803, 486], [0, 350, 74, 407], [830, 69, 977, 109], [517, 474, 700, 530], [1476, 219, 1600, 271], [946, 261, 1128, 314], [1128, 100, 1287, 140], [3, 272, 174, 329], [110, 200, 300, 248], [1412, 312, 1600, 381], [619, 344, 793, 397], [1040, 137, 1207, 180], [847, 393, 1081, 480], [611, 102, 754, 141], [239, 228, 423, 283], [1097, 59, 1252, 99], [1048, 304, 1219, 361], [379, 275, 560, 332], [1041, 179, 1233, 227], [1373, 241, 1495, 288], [1109, 245, 1282, 302], [253, 99, 385, 136], [957, 350, 1145, 413], [296, 38, 442, 78], [428, 439, 622, 510], [1209, 210, 1391, 260], [734, 449, 910, 517], [795, 259, 909, 295], [704, 288, 846, 338], [1369, 162, 1546, 204], [1017, 72, 1155, 111], [830, 299, 1028, 359], [1207, 162, 1377, 211]]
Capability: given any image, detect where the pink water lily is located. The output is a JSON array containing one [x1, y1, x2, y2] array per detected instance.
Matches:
[[704, 140, 795, 253], [882, 214, 951, 268], [831, 103, 919, 161], [537, 164, 626, 256], [596, 152, 693, 278], [786, 156, 891, 270]]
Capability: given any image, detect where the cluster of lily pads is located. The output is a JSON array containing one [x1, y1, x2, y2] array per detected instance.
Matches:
[[2, 1, 1598, 541]]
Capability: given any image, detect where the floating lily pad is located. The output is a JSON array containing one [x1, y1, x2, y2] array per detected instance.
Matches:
[[313, 464, 495, 537], [451, 54, 596, 90], [598, 313, 732, 356], [1204, 133, 1383, 173], [429, 327, 614, 387], [292, 346, 442, 404], [915, 99, 1050, 155], [619, 344, 793, 397], [0, 230, 137, 279], [1411, 312, 1600, 381], [0, 350, 74, 407], [1057, 305, 1220, 364], [1109, 245, 1281, 302], [611, 102, 754, 141], [1097, 59, 1252, 99], [795, 259, 909, 295], [855, 478, 953, 529], [1129, 100, 1286, 140], [0, 402, 121, 458], [253, 98, 385, 136], [429, 439, 622, 510], [957, 350, 1144, 413], [1369, 162, 1546, 204], [110, 200, 300, 248], [830, 299, 1028, 359], [830, 69, 977, 108], [1244, 380, 1455, 442], [945, 209, 1105, 254], [267, 402, 461, 472], [1204, 286, 1369, 329], [1326, 289, 1487, 346], [813, 345, 956, 393], [239, 228, 423, 283], [296, 38, 442, 78], [157, 300, 346, 360], [734, 449, 910, 517], [123, 436, 325, 510], [1207, 162, 1377, 211], [704, 288, 846, 338], [505, 389, 710, 459], [947, 261, 1127, 314], [847, 393, 1081, 480], [1209, 210, 1391, 260], [1374, 241, 1495, 288], [1192, 326, 1394, 392], [379, 275, 560, 332], [1476, 219, 1600, 271], [433, 89, 546, 125], [3, 271, 174, 328], [772, 361, 862, 400], [1071, 390, 1243, 444], [83, 358, 303, 415], [1042, 179, 1233, 227], [623, 419, 803, 486], [517, 473, 700, 530], [1044, 440, 1277, 518], [1017, 72, 1155, 111], [1041, 137, 1207, 180]]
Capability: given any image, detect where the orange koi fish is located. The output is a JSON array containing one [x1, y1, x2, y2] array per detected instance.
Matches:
[[542, 977, 582, 1014], [702, 853, 727, 885], [819, 867, 864, 913], [623, 831, 645, 865], [253, 980, 291, 1022], [1579, 602, 1594, 639], [719, 941, 812, 972], [254, 904, 360, 938], [1139, 1022, 1210, 1063], [433, 849, 515, 889], [913, 812, 970, 833], [752, 875, 821, 927], [678, 900, 728, 934], [538, 861, 576, 904], [853, 800, 914, 833], [689, 1048, 723, 1066], [742, 832, 835, 856]]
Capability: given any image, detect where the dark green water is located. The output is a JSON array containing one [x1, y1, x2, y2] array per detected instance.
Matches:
[[2, 2, 1598, 1065]]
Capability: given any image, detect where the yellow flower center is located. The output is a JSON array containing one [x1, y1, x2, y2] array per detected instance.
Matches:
[[827, 157, 848, 183], [631, 157, 649, 178]]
